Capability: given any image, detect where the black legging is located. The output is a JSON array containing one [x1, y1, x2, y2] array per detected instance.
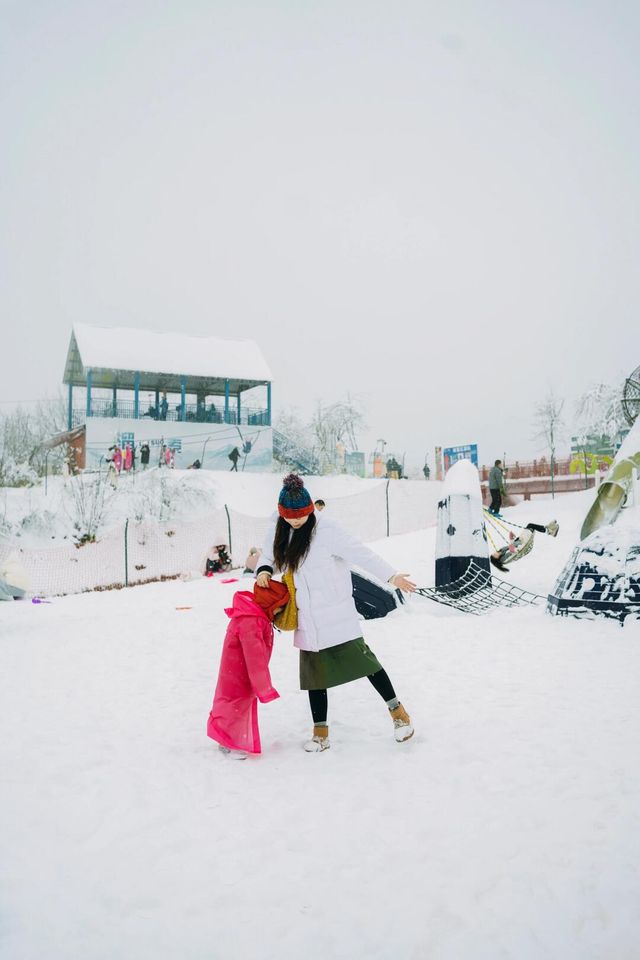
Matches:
[[308, 669, 397, 724], [489, 489, 502, 513], [526, 522, 546, 534]]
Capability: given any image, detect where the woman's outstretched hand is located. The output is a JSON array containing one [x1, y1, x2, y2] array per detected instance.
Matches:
[[390, 573, 416, 593], [256, 571, 272, 588]]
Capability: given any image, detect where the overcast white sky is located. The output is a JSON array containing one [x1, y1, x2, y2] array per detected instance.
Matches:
[[1, 0, 639, 470]]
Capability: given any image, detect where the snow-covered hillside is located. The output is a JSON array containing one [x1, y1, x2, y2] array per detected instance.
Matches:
[[1, 488, 639, 960], [0, 469, 389, 546]]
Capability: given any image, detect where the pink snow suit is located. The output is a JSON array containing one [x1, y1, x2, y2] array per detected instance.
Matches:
[[124, 445, 133, 471], [113, 447, 122, 472], [207, 591, 280, 754]]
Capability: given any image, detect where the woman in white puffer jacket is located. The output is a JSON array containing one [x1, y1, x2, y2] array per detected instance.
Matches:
[[257, 474, 416, 752]]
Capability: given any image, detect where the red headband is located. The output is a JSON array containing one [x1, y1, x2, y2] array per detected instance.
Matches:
[[278, 502, 315, 519]]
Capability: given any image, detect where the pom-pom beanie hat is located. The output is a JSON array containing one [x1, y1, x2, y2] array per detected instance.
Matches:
[[278, 473, 315, 519]]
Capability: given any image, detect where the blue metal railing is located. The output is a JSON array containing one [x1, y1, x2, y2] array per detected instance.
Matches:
[[72, 402, 270, 427]]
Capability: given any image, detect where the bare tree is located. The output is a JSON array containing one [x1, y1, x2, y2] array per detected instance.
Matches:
[[532, 390, 565, 498], [311, 396, 366, 474], [64, 469, 113, 543]]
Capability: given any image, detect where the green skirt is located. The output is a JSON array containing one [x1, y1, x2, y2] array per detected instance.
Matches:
[[299, 638, 382, 690]]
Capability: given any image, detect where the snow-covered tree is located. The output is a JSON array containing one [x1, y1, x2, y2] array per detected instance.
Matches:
[[311, 397, 366, 474], [272, 407, 319, 473], [0, 408, 39, 486], [0, 397, 69, 485], [574, 380, 626, 450]]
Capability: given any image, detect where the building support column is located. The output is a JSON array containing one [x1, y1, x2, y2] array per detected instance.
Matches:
[[86, 370, 93, 419], [224, 379, 230, 424], [134, 372, 140, 419], [67, 383, 73, 430], [266, 381, 272, 426], [180, 377, 187, 421], [112, 384, 117, 418], [237, 390, 242, 425]]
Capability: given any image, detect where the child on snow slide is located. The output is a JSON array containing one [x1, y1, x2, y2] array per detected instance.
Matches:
[[207, 579, 289, 759]]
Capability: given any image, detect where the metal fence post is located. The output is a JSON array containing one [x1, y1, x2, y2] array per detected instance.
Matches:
[[385, 480, 390, 537], [124, 518, 129, 587], [224, 504, 232, 555]]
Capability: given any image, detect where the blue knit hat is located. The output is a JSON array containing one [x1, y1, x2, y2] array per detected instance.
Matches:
[[278, 474, 314, 519]]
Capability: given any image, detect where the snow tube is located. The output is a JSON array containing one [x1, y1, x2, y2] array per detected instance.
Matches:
[[351, 572, 402, 620]]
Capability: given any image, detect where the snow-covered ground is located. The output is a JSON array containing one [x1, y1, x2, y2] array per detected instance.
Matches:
[[2, 489, 640, 960]]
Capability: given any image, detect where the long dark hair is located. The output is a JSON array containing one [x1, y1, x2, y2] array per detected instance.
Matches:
[[273, 513, 317, 572]]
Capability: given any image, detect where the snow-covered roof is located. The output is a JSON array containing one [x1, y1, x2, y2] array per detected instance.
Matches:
[[68, 323, 272, 383]]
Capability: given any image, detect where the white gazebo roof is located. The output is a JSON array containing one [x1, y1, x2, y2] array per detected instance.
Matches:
[[69, 323, 272, 382]]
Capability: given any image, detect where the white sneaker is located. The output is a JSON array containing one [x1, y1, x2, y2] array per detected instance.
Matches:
[[546, 520, 559, 537], [218, 745, 248, 760]]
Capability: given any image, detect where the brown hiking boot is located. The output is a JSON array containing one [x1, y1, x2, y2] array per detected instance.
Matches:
[[390, 704, 414, 742]]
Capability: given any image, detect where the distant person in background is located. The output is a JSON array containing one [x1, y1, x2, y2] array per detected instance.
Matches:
[[488, 459, 505, 515], [188, 459, 202, 470], [314, 499, 325, 511], [386, 457, 402, 479], [124, 444, 133, 472], [228, 446, 240, 472], [159, 444, 167, 468], [422, 463, 430, 480], [140, 442, 150, 469], [205, 545, 233, 575], [112, 445, 123, 474], [160, 393, 169, 421], [243, 547, 261, 574], [106, 447, 118, 486], [165, 447, 175, 469]]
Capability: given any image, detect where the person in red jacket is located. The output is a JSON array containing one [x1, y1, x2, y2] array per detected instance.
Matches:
[[207, 579, 289, 759]]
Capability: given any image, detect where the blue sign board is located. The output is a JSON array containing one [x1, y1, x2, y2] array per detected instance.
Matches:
[[443, 444, 478, 471], [345, 452, 366, 478]]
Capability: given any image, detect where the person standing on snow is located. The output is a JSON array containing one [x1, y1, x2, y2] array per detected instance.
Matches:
[[256, 474, 416, 753], [207, 578, 290, 759], [488, 459, 505, 514]]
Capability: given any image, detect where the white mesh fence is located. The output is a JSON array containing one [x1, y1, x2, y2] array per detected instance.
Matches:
[[388, 481, 444, 536], [0, 481, 442, 597]]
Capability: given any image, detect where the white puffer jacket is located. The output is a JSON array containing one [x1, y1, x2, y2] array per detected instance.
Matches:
[[259, 513, 396, 652]]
